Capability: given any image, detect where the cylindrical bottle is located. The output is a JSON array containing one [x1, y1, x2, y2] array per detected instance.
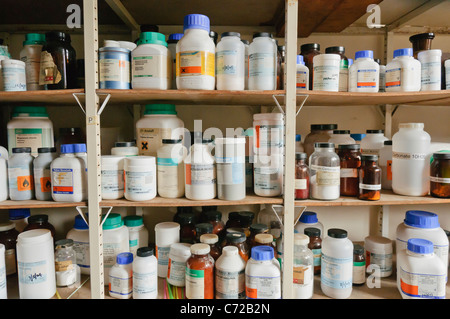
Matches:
[[325, 46, 348, 92], [2, 59, 26, 91], [328, 130, 355, 149], [385, 48, 421, 92], [430, 152, 450, 198], [155, 222, 180, 277], [300, 43, 320, 90], [123, 215, 149, 257], [293, 234, 314, 299], [246, 223, 269, 250], [353, 244, 366, 286], [203, 211, 225, 239], [338, 144, 361, 197], [19, 33, 45, 90], [304, 227, 322, 275], [8, 147, 34, 201], [248, 32, 277, 90], [295, 211, 324, 238], [309, 143, 340, 200], [304, 124, 337, 161], [312, 54, 340, 92], [54, 239, 78, 287], [66, 214, 90, 275], [215, 245, 246, 299], [133, 247, 158, 299], [0, 222, 19, 276], [99, 46, 131, 89], [101, 155, 125, 200], [167, 243, 192, 287], [254, 154, 283, 197], [111, 141, 139, 157], [9, 208, 30, 232], [358, 155, 381, 201], [253, 113, 284, 155], [418, 49, 441, 91], [0, 244, 6, 299], [295, 152, 309, 200], [123, 156, 157, 201], [109, 252, 133, 299], [23, 214, 56, 238], [364, 235, 393, 278], [178, 212, 196, 244], [224, 231, 249, 263], [33, 147, 57, 201], [348, 50, 379, 92], [295, 55, 309, 90], [157, 138, 187, 198], [360, 129, 388, 156], [186, 243, 215, 299], [379, 140, 392, 190], [216, 32, 245, 90]]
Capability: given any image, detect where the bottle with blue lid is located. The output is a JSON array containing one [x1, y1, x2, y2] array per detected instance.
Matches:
[[9, 208, 30, 232], [295, 211, 324, 238], [296, 55, 309, 90], [66, 214, 90, 274], [109, 252, 133, 299], [167, 33, 183, 89], [396, 210, 449, 272], [349, 50, 379, 92], [385, 48, 421, 92], [397, 238, 446, 299]]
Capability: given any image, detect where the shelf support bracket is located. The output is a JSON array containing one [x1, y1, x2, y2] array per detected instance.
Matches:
[[75, 206, 113, 228], [73, 92, 111, 116], [272, 93, 309, 116]]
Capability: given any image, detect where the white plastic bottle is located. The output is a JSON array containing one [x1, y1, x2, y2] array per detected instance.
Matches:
[[312, 54, 340, 92], [245, 245, 281, 299], [101, 155, 124, 200], [253, 154, 283, 197], [109, 252, 133, 299], [131, 32, 171, 90], [397, 238, 446, 299], [133, 247, 158, 299], [33, 147, 57, 201], [360, 129, 388, 156], [215, 245, 246, 299], [248, 32, 277, 90], [176, 14, 215, 90], [157, 138, 187, 198], [418, 49, 441, 91], [66, 214, 90, 275], [296, 55, 309, 90], [385, 48, 421, 92], [184, 139, 216, 200], [167, 242, 192, 287], [321, 228, 353, 299], [8, 147, 34, 201], [242, 39, 249, 90], [379, 140, 392, 190], [1, 59, 26, 91], [349, 50, 379, 92], [364, 235, 393, 278], [328, 130, 355, 148], [392, 123, 430, 196], [0, 158, 8, 201], [155, 222, 180, 279], [293, 234, 314, 299], [216, 32, 245, 90], [294, 211, 324, 238], [19, 33, 45, 91], [167, 33, 183, 89], [51, 144, 84, 202], [123, 156, 156, 201], [73, 143, 88, 201], [0, 244, 6, 299], [111, 142, 139, 157], [123, 215, 149, 257]]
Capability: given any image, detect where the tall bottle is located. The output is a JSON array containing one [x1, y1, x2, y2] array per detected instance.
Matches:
[[20, 33, 45, 90]]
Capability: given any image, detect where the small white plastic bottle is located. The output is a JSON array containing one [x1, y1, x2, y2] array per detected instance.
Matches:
[[133, 247, 158, 299], [293, 234, 314, 299], [101, 155, 124, 200], [360, 129, 388, 157], [321, 228, 353, 299], [248, 32, 277, 90], [123, 215, 149, 257], [8, 147, 34, 201], [73, 143, 88, 201], [296, 55, 309, 90], [312, 54, 340, 92], [155, 222, 180, 278], [167, 243, 192, 287], [123, 156, 157, 201], [379, 140, 392, 190], [385, 48, 421, 92], [216, 32, 245, 90], [215, 245, 246, 299], [397, 238, 446, 299], [176, 14, 215, 90], [418, 49, 442, 91], [33, 147, 57, 201], [109, 252, 133, 299], [157, 138, 187, 198], [349, 50, 379, 92]]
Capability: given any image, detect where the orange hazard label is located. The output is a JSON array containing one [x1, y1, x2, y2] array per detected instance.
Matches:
[[17, 176, 33, 191]]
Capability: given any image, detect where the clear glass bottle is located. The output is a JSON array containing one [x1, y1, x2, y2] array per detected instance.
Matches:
[[54, 239, 78, 287], [293, 233, 314, 299], [309, 143, 340, 200], [358, 155, 382, 201]]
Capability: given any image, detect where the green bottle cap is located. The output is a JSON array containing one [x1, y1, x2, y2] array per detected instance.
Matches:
[[137, 32, 167, 47], [144, 104, 177, 115], [23, 33, 45, 46]]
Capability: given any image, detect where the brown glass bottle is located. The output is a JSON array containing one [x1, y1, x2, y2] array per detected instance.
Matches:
[[203, 210, 225, 240], [238, 211, 254, 237], [430, 152, 450, 198], [246, 223, 269, 250], [178, 212, 196, 244], [338, 144, 361, 196], [300, 43, 321, 90], [23, 214, 56, 237], [353, 244, 366, 286], [304, 227, 322, 275], [194, 223, 213, 243], [225, 211, 241, 229], [224, 232, 249, 262], [200, 233, 221, 261], [295, 152, 310, 199], [358, 155, 381, 201]]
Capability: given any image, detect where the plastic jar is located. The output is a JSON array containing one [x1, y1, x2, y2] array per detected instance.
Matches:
[[136, 104, 184, 157], [109, 252, 133, 299], [245, 245, 281, 299], [360, 129, 388, 157], [392, 123, 431, 196], [385, 48, 421, 92], [99, 46, 131, 89], [300, 43, 321, 90], [248, 32, 277, 90], [23, 214, 56, 238], [293, 233, 314, 299], [133, 247, 158, 299], [167, 33, 183, 89], [9, 208, 30, 232], [320, 228, 353, 299], [253, 113, 284, 155], [132, 32, 170, 89], [54, 239, 78, 287], [33, 147, 57, 201], [0, 222, 19, 276], [348, 50, 379, 92], [358, 155, 381, 201], [312, 53, 340, 92], [51, 144, 85, 202], [157, 139, 187, 198], [101, 155, 125, 200], [304, 227, 322, 275], [167, 243, 192, 287], [396, 210, 449, 271], [123, 156, 156, 201], [353, 244, 366, 286], [184, 140, 216, 200], [364, 235, 393, 278], [7, 106, 54, 157], [176, 14, 215, 90], [296, 55, 309, 90], [186, 243, 215, 299], [379, 140, 392, 190], [328, 130, 355, 148], [216, 32, 245, 90], [325, 46, 349, 92], [295, 152, 309, 200], [397, 238, 446, 299], [253, 154, 283, 197], [111, 142, 138, 157], [418, 49, 441, 91], [0, 158, 7, 202], [309, 143, 340, 200], [123, 215, 149, 257], [215, 245, 246, 299], [66, 214, 90, 275], [338, 144, 361, 197], [430, 152, 450, 198], [2, 59, 26, 91], [0, 244, 5, 299], [16, 229, 56, 299], [304, 124, 338, 160], [102, 213, 130, 285], [8, 147, 34, 201], [294, 211, 324, 238], [20, 33, 45, 91], [155, 222, 180, 277], [215, 137, 246, 200]]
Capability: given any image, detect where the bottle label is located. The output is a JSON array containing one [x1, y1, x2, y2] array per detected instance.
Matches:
[[254, 124, 284, 150], [430, 176, 450, 184], [125, 170, 155, 194], [167, 258, 188, 285], [52, 168, 74, 194], [245, 273, 281, 299], [357, 69, 378, 88], [100, 58, 130, 83], [313, 65, 339, 91], [155, 245, 170, 267], [215, 268, 245, 299], [340, 168, 358, 178], [109, 271, 132, 297], [216, 49, 238, 75], [321, 253, 353, 289], [312, 248, 322, 267], [293, 264, 313, 285], [296, 70, 307, 89], [11, 128, 44, 156], [392, 151, 427, 161], [365, 251, 392, 273], [311, 165, 340, 186], [185, 267, 205, 299], [72, 240, 90, 269], [361, 148, 380, 156], [8, 166, 34, 191], [101, 169, 124, 193], [157, 157, 182, 193], [359, 183, 381, 191], [385, 67, 401, 88], [176, 51, 215, 77], [254, 167, 281, 191], [421, 61, 441, 86], [137, 127, 172, 156], [132, 55, 168, 79], [295, 178, 307, 190], [3, 66, 26, 91], [399, 266, 446, 299], [185, 163, 215, 185], [134, 269, 157, 296], [39, 51, 61, 85], [339, 68, 348, 91], [249, 52, 275, 77], [18, 259, 48, 285], [55, 260, 74, 272], [353, 262, 366, 284], [34, 168, 52, 193], [216, 157, 245, 185]]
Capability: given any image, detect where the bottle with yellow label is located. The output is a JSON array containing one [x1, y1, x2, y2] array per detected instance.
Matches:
[[176, 14, 215, 90]]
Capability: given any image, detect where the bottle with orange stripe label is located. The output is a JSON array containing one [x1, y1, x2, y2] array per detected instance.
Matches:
[[349, 50, 379, 92], [8, 147, 34, 200], [385, 48, 421, 92]]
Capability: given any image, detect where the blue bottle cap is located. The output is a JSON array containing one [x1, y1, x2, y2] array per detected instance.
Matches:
[[355, 50, 373, 60], [296, 134, 301, 142], [168, 33, 183, 42], [393, 48, 413, 58], [116, 252, 133, 265], [404, 210, 440, 229], [407, 238, 434, 254], [60, 144, 75, 154], [74, 214, 88, 230], [299, 211, 318, 224], [251, 245, 274, 261], [296, 55, 305, 65], [350, 133, 366, 141], [9, 208, 31, 220], [73, 143, 87, 153], [183, 14, 210, 32], [348, 58, 353, 66]]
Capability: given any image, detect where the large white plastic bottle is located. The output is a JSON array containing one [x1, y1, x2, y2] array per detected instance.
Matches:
[[385, 48, 421, 92], [133, 247, 158, 299], [348, 50, 379, 92], [216, 32, 245, 90], [248, 32, 277, 90]]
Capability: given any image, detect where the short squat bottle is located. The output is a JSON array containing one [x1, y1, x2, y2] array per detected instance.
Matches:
[[358, 155, 381, 201]]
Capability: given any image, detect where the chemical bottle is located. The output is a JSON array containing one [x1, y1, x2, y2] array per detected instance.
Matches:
[[176, 14, 215, 90], [294, 211, 324, 238], [296, 55, 309, 90], [328, 130, 355, 148], [157, 138, 187, 198], [73, 143, 88, 200], [54, 239, 79, 287], [185, 243, 215, 299], [133, 247, 158, 299], [360, 129, 388, 157], [385, 48, 421, 92], [9, 208, 30, 232], [155, 222, 180, 278], [379, 140, 392, 190], [216, 32, 245, 90], [418, 49, 441, 91], [293, 234, 314, 299], [123, 215, 149, 258], [123, 156, 157, 201], [167, 33, 183, 89], [8, 147, 34, 201], [312, 54, 341, 92], [325, 46, 349, 92], [33, 147, 57, 201], [109, 252, 133, 299], [215, 245, 246, 299], [348, 50, 379, 92], [19, 33, 45, 90], [0, 158, 7, 201], [66, 214, 90, 275], [2, 59, 26, 91], [248, 32, 277, 90], [101, 155, 125, 200], [111, 141, 138, 157], [167, 242, 192, 287]]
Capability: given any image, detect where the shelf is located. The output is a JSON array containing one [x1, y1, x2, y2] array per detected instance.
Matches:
[[0, 200, 86, 210], [0, 89, 84, 106], [295, 190, 450, 207]]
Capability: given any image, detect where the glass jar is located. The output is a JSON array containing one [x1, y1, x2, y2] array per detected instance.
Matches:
[[303, 124, 338, 161], [277, 45, 286, 90], [358, 155, 381, 201], [353, 244, 366, 286], [200, 233, 221, 261], [295, 152, 310, 200], [23, 214, 56, 238], [238, 211, 255, 237], [194, 223, 213, 243], [186, 243, 215, 299], [224, 231, 249, 262], [225, 211, 241, 229], [309, 143, 340, 200], [409, 32, 434, 58], [0, 222, 19, 275], [54, 239, 77, 287], [300, 43, 321, 90], [203, 210, 225, 240], [304, 227, 322, 275], [430, 152, 450, 198], [40, 31, 77, 89], [246, 223, 269, 250], [178, 212, 196, 244], [338, 144, 361, 196]]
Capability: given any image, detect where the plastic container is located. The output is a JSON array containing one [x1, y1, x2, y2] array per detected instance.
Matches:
[[7, 106, 54, 157], [19, 33, 45, 91], [245, 246, 281, 299], [73, 143, 88, 201], [51, 144, 84, 202], [101, 155, 124, 200], [132, 32, 170, 89], [123, 156, 156, 201], [320, 228, 353, 299], [309, 143, 340, 200], [360, 129, 388, 157], [397, 238, 446, 299], [348, 50, 379, 92], [0, 158, 7, 202], [66, 214, 90, 275], [186, 243, 215, 299], [304, 124, 338, 161], [123, 215, 148, 257], [167, 33, 183, 89], [176, 14, 215, 90], [8, 147, 34, 201], [136, 104, 184, 157], [0, 244, 6, 299], [111, 141, 138, 157], [33, 147, 57, 201], [295, 211, 324, 238], [293, 234, 314, 299], [379, 140, 392, 190], [328, 130, 355, 148], [155, 222, 180, 277], [364, 235, 393, 277], [99, 46, 131, 89], [325, 46, 349, 92], [385, 48, 421, 92], [133, 247, 158, 299], [248, 32, 277, 90], [0, 222, 19, 276], [157, 138, 187, 198], [109, 252, 133, 299], [9, 208, 30, 232], [300, 43, 321, 90], [16, 229, 56, 299], [2, 59, 26, 91], [216, 32, 245, 90], [215, 245, 246, 299], [312, 54, 340, 92], [392, 123, 431, 196], [167, 242, 191, 287], [418, 49, 441, 91], [296, 55, 309, 90], [396, 210, 449, 271], [254, 154, 283, 197], [253, 113, 284, 155]]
